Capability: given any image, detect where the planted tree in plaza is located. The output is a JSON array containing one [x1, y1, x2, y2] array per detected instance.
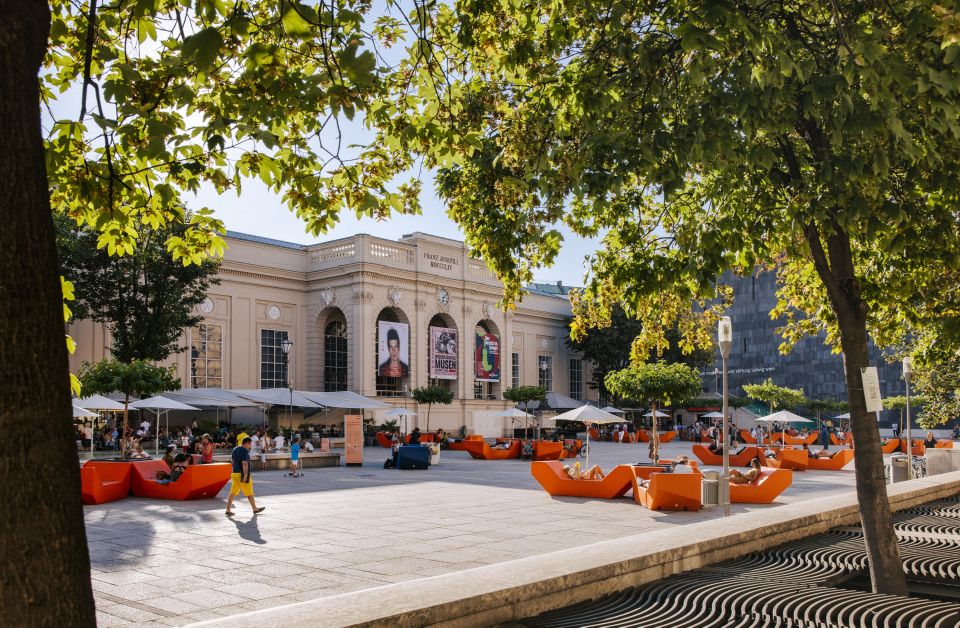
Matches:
[[371, 0, 960, 595], [743, 379, 808, 416], [55, 214, 220, 363], [411, 385, 453, 432], [503, 385, 547, 437], [605, 362, 701, 460], [78, 359, 179, 457]]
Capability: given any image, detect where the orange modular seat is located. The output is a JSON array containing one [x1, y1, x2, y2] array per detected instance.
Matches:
[[631, 471, 702, 511], [729, 467, 793, 504], [806, 448, 855, 471], [462, 439, 521, 460], [448, 435, 484, 451], [738, 429, 757, 444], [560, 439, 584, 458], [375, 432, 394, 448], [783, 433, 818, 445], [659, 431, 677, 443], [830, 433, 855, 447], [654, 459, 700, 472], [935, 440, 955, 449], [691, 444, 762, 467], [405, 432, 436, 444], [637, 430, 675, 443], [532, 441, 565, 461], [588, 428, 601, 441], [700, 430, 713, 443], [881, 439, 900, 454], [768, 448, 809, 471], [130, 461, 231, 500], [81, 461, 132, 505], [900, 440, 925, 455], [530, 461, 636, 499]]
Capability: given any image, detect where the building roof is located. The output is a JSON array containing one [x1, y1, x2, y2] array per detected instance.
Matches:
[[225, 230, 306, 250], [527, 281, 578, 296]]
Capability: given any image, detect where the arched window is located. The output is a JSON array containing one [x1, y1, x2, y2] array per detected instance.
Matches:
[[324, 319, 348, 392]]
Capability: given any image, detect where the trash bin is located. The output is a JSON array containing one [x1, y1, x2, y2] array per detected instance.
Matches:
[[702, 479, 719, 506], [890, 454, 909, 483]]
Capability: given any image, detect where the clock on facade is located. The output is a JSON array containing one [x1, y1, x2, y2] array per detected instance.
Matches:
[[267, 305, 281, 321], [437, 288, 450, 306]]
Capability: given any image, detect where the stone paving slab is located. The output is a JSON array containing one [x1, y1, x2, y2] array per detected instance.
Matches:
[[84, 440, 861, 626]]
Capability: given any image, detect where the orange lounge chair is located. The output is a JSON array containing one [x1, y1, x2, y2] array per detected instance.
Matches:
[[637, 429, 650, 442], [768, 448, 808, 471], [830, 433, 855, 447], [588, 428, 601, 441], [700, 430, 713, 442], [806, 448, 855, 471], [729, 467, 792, 504], [530, 461, 636, 498], [462, 439, 521, 460], [935, 440, 955, 449], [405, 432, 436, 443], [881, 439, 900, 454], [637, 430, 676, 443], [560, 439, 584, 458], [738, 429, 757, 444], [691, 444, 762, 467], [448, 435, 484, 451], [659, 431, 677, 443], [782, 433, 817, 445], [532, 441, 565, 461], [631, 471, 702, 511], [375, 432, 394, 448], [81, 461, 132, 505], [131, 461, 231, 500], [900, 440, 925, 455]]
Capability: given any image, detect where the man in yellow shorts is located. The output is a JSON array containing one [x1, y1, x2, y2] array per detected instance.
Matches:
[[225, 437, 264, 516]]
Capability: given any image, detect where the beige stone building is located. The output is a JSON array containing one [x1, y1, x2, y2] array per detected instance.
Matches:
[[69, 231, 596, 435]]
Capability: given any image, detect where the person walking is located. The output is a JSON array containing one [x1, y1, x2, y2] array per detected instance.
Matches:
[[225, 437, 264, 517]]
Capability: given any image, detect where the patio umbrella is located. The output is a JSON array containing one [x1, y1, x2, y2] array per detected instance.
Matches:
[[756, 410, 813, 446], [550, 405, 623, 471], [643, 410, 671, 417], [74, 394, 125, 411], [601, 406, 625, 414], [701, 411, 725, 419], [131, 395, 200, 451], [833, 412, 850, 420], [495, 407, 531, 438], [382, 407, 417, 436], [73, 406, 98, 418]]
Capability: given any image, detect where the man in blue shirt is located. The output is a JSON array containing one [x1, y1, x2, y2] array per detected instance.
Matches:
[[288, 435, 302, 477], [225, 437, 264, 516]]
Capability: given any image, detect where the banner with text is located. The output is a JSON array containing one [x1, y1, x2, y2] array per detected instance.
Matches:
[[429, 326, 458, 380], [475, 328, 501, 382]]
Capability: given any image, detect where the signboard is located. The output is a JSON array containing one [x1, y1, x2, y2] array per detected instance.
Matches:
[[475, 328, 500, 382], [861, 367, 884, 413], [377, 321, 410, 377], [344, 414, 363, 467], [429, 326, 458, 380]]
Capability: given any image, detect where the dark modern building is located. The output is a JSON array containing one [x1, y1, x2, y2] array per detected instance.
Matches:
[[702, 271, 905, 405]]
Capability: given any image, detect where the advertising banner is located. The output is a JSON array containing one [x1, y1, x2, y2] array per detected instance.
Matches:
[[377, 321, 410, 377], [429, 326, 458, 380], [344, 414, 363, 466], [861, 367, 884, 413], [475, 327, 501, 382]]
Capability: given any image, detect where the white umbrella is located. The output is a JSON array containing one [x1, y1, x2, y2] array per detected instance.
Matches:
[[73, 405, 98, 418], [495, 407, 532, 439], [756, 410, 813, 446], [131, 395, 201, 452], [701, 411, 725, 419], [834, 412, 850, 420], [551, 405, 623, 471], [382, 407, 417, 436], [74, 394, 125, 411], [601, 405, 625, 414], [643, 410, 670, 417]]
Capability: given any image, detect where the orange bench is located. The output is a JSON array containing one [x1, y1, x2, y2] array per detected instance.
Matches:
[[806, 448, 854, 471], [778, 432, 817, 445], [631, 471, 702, 511], [560, 439, 585, 458], [700, 430, 713, 442], [530, 461, 636, 499], [738, 429, 757, 444], [462, 439, 521, 460], [900, 439, 925, 455], [830, 433, 854, 447], [691, 444, 762, 467], [729, 467, 792, 504], [131, 461, 231, 500], [375, 432, 395, 448], [447, 435, 484, 451], [768, 448, 808, 471], [532, 441, 565, 461], [637, 429, 675, 442], [405, 432, 436, 443], [81, 461, 132, 505], [935, 440, 955, 449], [882, 439, 900, 454]]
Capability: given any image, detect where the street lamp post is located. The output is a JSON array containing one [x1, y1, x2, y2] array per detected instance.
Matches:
[[903, 356, 913, 480], [281, 338, 293, 430], [718, 316, 733, 517]]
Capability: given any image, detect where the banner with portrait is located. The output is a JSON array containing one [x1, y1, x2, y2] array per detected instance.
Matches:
[[429, 326, 458, 380], [475, 327, 501, 382], [377, 321, 410, 377]]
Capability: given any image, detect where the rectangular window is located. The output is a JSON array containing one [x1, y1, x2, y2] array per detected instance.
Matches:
[[569, 358, 583, 401], [474, 380, 484, 399], [511, 352, 520, 389], [538, 355, 553, 392], [191, 323, 223, 388], [260, 329, 289, 389]]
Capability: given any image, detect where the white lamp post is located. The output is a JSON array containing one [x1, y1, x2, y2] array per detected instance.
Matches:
[[281, 338, 293, 430], [902, 356, 913, 480], [718, 316, 733, 516]]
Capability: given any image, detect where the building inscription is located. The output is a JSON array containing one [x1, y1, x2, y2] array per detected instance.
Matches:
[[423, 251, 460, 271]]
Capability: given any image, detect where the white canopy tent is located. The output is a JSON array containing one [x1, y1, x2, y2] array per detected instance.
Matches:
[[550, 405, 623, 471], [130, 395, 201, 452]]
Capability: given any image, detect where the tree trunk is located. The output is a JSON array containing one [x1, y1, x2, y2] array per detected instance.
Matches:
[[804, 222, 908, 596], [0, 1, 96, 624]]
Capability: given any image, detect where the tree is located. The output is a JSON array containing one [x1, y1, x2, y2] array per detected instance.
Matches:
[[743, 379, 808, 415], [503, 385, 547, 437], [375, 1, 960, 595], [566, 305, 714, 402], [807, 398, 846, 428], [78, 359, 179, 457], [55, 214, 220, 363], [411, 386, 453, 432], [605, 361, 701, 460]]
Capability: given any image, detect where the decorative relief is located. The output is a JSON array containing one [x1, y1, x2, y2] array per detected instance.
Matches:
[[540, 337, 551, 351], [267, 305, 282, 321], [352, 291, 374, 302], [482, 302, 495, 320], [319, 288, 335, 308], [198, 297, 214, 314], [387, 286, 402, 307], [414, 299, 428, 310]]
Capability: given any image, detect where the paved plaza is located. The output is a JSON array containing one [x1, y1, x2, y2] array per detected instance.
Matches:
[[87, 441, 860, 626]]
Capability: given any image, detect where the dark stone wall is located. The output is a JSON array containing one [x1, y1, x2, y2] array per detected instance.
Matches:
[[702, 271, 904, 405]]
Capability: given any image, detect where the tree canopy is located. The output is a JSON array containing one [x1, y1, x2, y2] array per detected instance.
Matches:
[[411, 385, 453, 432], [502, 385, 547, 407], [743, 378, 807, 414], [604, 362, 702, 409], [56, 214, 219, 363]]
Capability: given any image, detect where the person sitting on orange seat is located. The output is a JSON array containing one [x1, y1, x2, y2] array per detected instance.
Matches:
[[728, 458, 762, 484], [562, 462, 605, 480]]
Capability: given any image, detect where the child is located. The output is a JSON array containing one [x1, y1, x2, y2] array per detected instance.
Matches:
[[288, 435, 302, 477]]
